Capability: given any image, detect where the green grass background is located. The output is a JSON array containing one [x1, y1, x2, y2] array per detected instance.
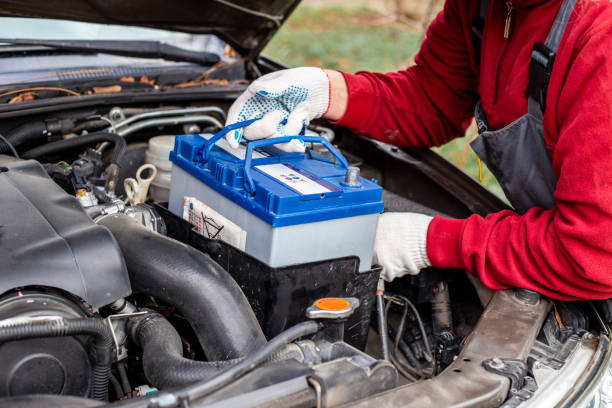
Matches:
[[264, 5, 507, 202]]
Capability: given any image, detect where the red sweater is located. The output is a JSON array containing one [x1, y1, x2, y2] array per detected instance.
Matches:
[[336, 0, 612, 300]]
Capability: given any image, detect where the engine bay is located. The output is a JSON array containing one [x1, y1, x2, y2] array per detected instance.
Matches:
[[0, 100, 609, 408]]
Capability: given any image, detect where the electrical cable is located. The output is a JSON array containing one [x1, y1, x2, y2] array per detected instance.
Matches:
[[589, 302, 610, 336], [0, 133, 19, 158], [109, 373, 124, 399], [387, 293, 434, 362], [405, 295, 434, 362], [370, 297, 422, 377], [390, 352, 418, 382], [394, 297, 409, 354], [384, 297, 426, 379], [117, 361, 132, 395], [391, 299, 425, 379], [388, 324, 423, 373]]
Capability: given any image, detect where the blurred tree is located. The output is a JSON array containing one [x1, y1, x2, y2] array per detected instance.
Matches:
[[391, 0, 442, 34]]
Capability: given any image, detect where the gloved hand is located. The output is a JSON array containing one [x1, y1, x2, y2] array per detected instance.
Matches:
[[225, 67, 330, 152], [373, 212, 433, 281]]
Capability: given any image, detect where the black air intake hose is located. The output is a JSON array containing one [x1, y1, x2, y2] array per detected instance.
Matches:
[[0, 119, 74, 155], [128, 311, 306, 389], [22, 131, 126, 165], [98, 214, 267, 360], [0, 318, 113, 401]]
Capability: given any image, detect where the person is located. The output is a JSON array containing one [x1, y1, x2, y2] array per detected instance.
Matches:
[[225, 0, 612, 301]]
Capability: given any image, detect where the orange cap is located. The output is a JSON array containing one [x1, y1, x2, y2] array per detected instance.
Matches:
[[314, 297, 351, 311]]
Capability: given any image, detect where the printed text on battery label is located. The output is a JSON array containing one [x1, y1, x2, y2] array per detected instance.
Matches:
[[255, 164, 332, 195]]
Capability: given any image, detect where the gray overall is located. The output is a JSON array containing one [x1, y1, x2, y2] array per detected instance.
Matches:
[[470, 0, 577, 214]]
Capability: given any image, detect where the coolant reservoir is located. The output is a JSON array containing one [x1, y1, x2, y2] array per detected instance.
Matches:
[[168, 132, 383, 271], [145, 135, 174, 202]]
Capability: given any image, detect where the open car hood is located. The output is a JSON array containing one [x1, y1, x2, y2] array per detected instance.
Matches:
[[0, 0, 300, 58]]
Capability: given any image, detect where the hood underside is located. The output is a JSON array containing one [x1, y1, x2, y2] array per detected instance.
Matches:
[[0, 0, 300, 57]]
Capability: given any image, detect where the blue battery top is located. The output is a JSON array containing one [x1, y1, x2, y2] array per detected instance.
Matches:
[[169, 128, 384, 227]]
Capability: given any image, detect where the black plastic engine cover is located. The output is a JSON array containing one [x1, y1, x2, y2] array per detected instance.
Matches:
[[0, 156, 131, 307]]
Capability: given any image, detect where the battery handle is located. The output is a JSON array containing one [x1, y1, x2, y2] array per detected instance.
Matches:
[[243, 135, 349, 193], [197, 118, 350, 195]]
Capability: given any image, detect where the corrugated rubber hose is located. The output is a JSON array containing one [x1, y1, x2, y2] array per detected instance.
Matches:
[[0, 318, 113, 401], [128, 310, 307, 389]]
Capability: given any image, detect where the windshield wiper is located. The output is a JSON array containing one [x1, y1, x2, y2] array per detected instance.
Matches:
[[0, 38, 220, 66]]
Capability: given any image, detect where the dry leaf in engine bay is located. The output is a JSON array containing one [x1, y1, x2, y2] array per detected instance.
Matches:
[[224, 44, 236, 58], [139, 76, 155, 85], [8, 92, 37, 103], [91, 85, 122, 94]]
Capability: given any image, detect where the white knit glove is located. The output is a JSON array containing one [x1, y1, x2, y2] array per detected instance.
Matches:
[[225, 67, 330, 152], [373, 212, 434, 281]]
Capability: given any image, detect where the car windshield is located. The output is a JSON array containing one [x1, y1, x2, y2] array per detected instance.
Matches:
[[0, 17, 229, 56]]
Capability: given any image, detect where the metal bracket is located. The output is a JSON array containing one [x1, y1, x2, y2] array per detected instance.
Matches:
[[307, 376, 323, 408], [501, 376, 538, 408], [482, 357, 537, 407], [105, 311, 148, 361], [529, 335, 580, 370]]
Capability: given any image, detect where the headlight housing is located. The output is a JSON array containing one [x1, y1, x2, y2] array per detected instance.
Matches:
[[524, 333, 611, 408], [579, 358, 612, 408]]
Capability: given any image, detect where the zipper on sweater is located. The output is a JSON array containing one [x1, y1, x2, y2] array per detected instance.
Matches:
[[504, 2, 514, 39], [493, 1, 515, 105]]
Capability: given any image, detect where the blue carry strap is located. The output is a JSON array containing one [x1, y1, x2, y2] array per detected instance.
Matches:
[[199, 118, 260, 163], [200, 117, 308, 163]]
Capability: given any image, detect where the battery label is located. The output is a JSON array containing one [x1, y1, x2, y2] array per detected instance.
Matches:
[[255, 163, 335, 195], [182, 196, 247, 250]]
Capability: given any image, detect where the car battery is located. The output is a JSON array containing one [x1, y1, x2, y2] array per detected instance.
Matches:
[[168, 123, 384, 271]]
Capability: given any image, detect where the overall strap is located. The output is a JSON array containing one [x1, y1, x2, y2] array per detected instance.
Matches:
[[472, 0, 492, 63], [527, 0, 578, 117]]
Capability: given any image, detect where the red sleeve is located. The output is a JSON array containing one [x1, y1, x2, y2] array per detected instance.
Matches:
[[427, 16, 612, 301], [334, 0, 478, 148]]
